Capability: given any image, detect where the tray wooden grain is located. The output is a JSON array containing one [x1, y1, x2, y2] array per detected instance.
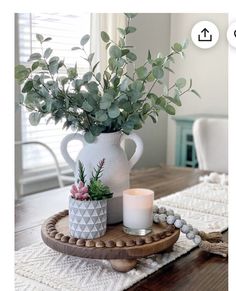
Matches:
[[41, 210, 180, 272]]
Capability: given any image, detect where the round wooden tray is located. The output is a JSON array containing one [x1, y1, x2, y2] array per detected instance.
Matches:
[[41, 210, 180, 272]]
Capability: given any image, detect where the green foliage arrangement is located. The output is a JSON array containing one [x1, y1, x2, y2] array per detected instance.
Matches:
[[15, 13, 200, 143], [71, 158, 112, 201]]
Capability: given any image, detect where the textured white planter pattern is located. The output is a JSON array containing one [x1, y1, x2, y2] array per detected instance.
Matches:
[[69, 196, 107, 239], [61, 131, 143, 224]]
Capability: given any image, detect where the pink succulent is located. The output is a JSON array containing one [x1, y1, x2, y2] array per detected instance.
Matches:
[[70, 182, 90, 201]]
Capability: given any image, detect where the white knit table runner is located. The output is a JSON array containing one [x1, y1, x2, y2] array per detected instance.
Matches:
[[15, 177, 228, 291]]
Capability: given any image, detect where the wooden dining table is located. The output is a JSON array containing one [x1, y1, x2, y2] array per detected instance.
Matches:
[[15, 165, 228, 291]]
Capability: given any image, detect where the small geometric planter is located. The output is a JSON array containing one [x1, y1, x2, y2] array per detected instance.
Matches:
[[68, 196, 107, 239]]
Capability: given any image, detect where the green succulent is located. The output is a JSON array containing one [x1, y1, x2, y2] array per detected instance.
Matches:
[[77, 158, 112, 200], [15, 13, 200, 143], [88, 179, 113, 201]]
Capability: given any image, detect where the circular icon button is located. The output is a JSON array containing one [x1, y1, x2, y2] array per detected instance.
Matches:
[[191, 21, 219, 49], [227, 22, 236, 48]]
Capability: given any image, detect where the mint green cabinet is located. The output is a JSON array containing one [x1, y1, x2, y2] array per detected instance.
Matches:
[[173, 114, 227, 168]]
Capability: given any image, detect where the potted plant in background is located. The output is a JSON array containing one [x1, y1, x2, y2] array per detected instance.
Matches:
[[69, 158, 112, 239], [15, 13, 200, 223]]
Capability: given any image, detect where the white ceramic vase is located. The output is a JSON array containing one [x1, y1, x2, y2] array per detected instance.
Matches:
[[61, 131, 143, 224]]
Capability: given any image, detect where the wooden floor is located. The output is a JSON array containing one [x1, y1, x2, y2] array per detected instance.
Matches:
[[15, 165, 228, 291]]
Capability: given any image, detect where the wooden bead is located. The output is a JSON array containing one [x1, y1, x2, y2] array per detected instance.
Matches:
[[69, 237, 77, 244], [106, 240, 116, 248], [47, 227, 56, 233], [61, 209, 68, 216], [49, 230, 58, 238], [152, 234, 161, 241], [160, 231, 166, 239], [145, 236, 153, 244], [166, 225, 175, 233], [48, 219, 57, 225], [135, 238, 145, 246], [76, 239, 85, 247], [126, 240, 135, 247], [85, 240, 95, 248], [55, 233, 64, 240], [61, 235, 70, 243], [116, 240, 125, 247], [165, 231, 172, 237], [95, 241, 105, 248], [46, 223, 55, 229]]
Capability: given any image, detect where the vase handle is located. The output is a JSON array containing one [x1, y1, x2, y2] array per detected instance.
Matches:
[[120, 133, 143, 170], [60, 133, 84, 174]]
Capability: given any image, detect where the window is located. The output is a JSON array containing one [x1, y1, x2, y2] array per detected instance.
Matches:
[[15, 13, 91, 196], [16, 13, 90, 173]]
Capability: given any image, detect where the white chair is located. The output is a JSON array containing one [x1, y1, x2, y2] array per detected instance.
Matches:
[[193, 118, 228, 173], [15, 141, 75, 197]]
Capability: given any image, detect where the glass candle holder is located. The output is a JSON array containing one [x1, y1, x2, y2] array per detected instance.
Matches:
[[123, 188, 154, 236]]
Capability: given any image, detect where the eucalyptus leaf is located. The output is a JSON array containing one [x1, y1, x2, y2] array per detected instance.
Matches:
[[191, 89, 201, 98], [109, 45, 122, 58], [92, 61, 100, 72], [43, 37, 52, 42], [108, 104, 120, 118], [135, 66, 148, 80], [44, 48, 53, 59], [84, 131, 95, 143], [49, 56, 59, 64], [126, 52, 137, 61], [22, 80, 33, 93], [119, 38, 125, 48], [86, 81, 99, 94], [88, 53, 95, 65], [165, 104, 176, 115], [28, 53, 41, 61], [175, 78, 186, 89], [149, 114, 157, 123], [152, 66, 164, 79], [126, 26, 136, 34], [142, 103, 151, 114], [31, 61, 39, 71], [146, 73, 155, 82], [83, 72, 93, 82], [95, 110, 108, 122], [29, 112, 42, 125], [101, 31, 110, 43], [80, 34, 90, 46], [147, 50, 152, 62], [82, 101, 93, 112], [173, 43, 183, 53], [118, 28, 126, 36], [96, 72, 101, 82], [36, 34, 44, 43], [100, 93, 113, 109], [71, 47, 81, 50]]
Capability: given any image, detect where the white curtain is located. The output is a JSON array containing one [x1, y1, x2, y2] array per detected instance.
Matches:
[[90, 13, 126, 75]]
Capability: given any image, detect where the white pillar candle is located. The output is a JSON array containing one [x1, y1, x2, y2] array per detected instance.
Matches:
[[123, 188, 154, 235]]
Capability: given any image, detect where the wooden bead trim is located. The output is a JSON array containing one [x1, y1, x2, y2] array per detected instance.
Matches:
[[45, 210, 176, 249]]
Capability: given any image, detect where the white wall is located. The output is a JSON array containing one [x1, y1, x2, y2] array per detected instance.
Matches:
[[127, 13, 170, 168], [167, 13, 228, 165]]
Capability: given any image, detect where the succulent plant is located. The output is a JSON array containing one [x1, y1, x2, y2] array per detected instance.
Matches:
[[70, 181, 90, 201], [71, 158, 112, 201], [15, 13, 200, 143]]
